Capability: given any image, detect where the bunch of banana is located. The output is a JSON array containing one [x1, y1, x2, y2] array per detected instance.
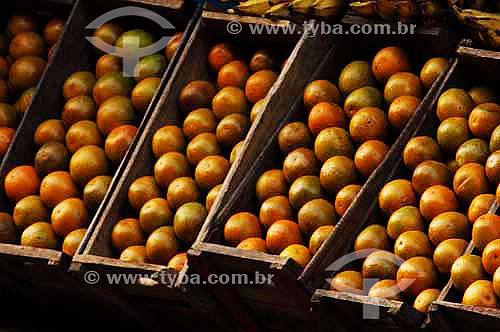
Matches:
[[349, 0, 445, 23], [235, 0, 347, 19], [448, 0, 500, 50]]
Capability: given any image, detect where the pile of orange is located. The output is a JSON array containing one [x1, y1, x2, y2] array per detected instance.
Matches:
[[330, 82, 500, 313], [110, 43, 285, 271], [0, 23, 184, 257], [221, 47, 449, 270], [0, 14, 66, 159]]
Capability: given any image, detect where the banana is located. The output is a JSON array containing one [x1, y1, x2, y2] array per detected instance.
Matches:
[[290, 0, 317, 14], [265, 2, 291, 16], [312, 0, 347, 17], [236, 0, 273, 15], [350, 1, 378, 17]]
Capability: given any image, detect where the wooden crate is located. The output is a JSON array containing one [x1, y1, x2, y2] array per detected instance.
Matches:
[[310, 44, 500, 332], [0, 0, 199, 324], [73, 11, 304, 332], [428, 47, 500, 331], [188, 18, 459, 332]]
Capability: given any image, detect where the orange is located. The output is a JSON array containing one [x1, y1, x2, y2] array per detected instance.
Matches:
[[128, 176, 162, 211], [95, 54, 121, 79], [289, 175, 323, 209], [349, 107, 388, 143], [13, 195, 49, 230], [319, 156, 358, 194], [250, 99, 266, 123], [419, 185, 458, 221], [217, 60, 249, 89], [266, 220, 302, 254], [249, 49, 276, 72], [105, 125, 137, 163], [280, 244, 311, 268], [120, 245, 147, 263], [283, 148, 319, 184], [388, 95, 421, 131], [436, 88, 475, 121], [428, 211, 469, 246], [111, 218, 145, 253], [308, 102, 346, 135], [152, 125, 186, 158], [259, 195, 293, 230], [194, 155, 230, 191], [414, 288, 441, 313], [451, 255, 485, 292], [62, 96, 97, 128], [215, 113, 249, 148], [206, 184, 222, 212], [482, 239, 500, 275], [21, 222, 58, 249], [486, 151, 500, 183], [65, 120, 103, 153], [168, 252, 188, 272], [224, 212, 262, 246], [334, 184, 362, 217], [378, 179, 416, 215], [131, 77, 161, 113], [237, 237, 267, 253], [173, 202, 207, 243], [139, 198, 172, 234], [397, 256, 439, 297], [368, 280, 401, 300], [7, 14, 37, 37], [212, 86, 248, 120], [472, 214, 500, 250], [4, 165, 40, 202], [394, 230, 433, 260], [298, 198, 336, 235], [186, 132, 221, 166], [0, 127, 15, 158], [456, 138, 489, 168], [372, 46, 412, 83], [433, 238, 468, 274], [154, 152, 190, 189], [411, 160, 451, 195], [245, 70, 278, 104], [462, 280, 498, 308], [63, 71, 96, 100], [165, 32, 183, 61], [40, 171, 78, 208], [9, 31, 46, 59], [384, 72, 423, 104], [51, 198, 88, 238], [403, 136, 442, 170], [387, 206, 424, 240], [178, 80, 216, 113], [167, 177, 201, 210], [468, 194, 496, 224], [208, 43, 236, 71], [69, 145, 110, 186], [34, 119, 65, 146], [62, 228, 87, 257], [303, 80, 341, 109], [420, 57, 449, 88], [362, 250, 398, 280], [330, 270, 363, 294], [437, 117, 470, 154], [230, 141, 245, 164], [354, 224, 390, 252], [183, 108, 217, 140], [278, 122, 312, 155], [146, 226, 179, 265], [354, 140, 389, 177], [469, 86, 498, 105], [468, 103, 500, 138], [309, 225, 334, 255], [96, 96, 136, 135], [453, 163, 489, 203], [338, 60, 375, 96], [314, 127, 354, 163], [255, 169, 288, 203], [0, 212, 17, 244]]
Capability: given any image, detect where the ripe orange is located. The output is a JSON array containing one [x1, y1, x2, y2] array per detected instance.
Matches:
[[168, 252, 188, 272], [194, 155, 230, 191], [472, 214, 500, 250], [354, 140, 389, 177], [283, 148, 319, 183], [453, 163, 489, 203], [289, 175, 323, 210], [139, 198, 172, 234], [13, 195, 49, 230], [298, 198, 336, 236], [278, 122, 312, 155], [309, 225, 334, 255], [224, 212, 262, 246], [349, 107, 389, 143], [186, 132, 221, 166], [259, 195, 293, 230], [334, 184, 362, 217], [0, 127, 15, 158], [266, 220, 302, 254], [167, 177, 201, 210], [152, 125, 186, 157], [419, 185, 458, 221], [314, 127, 354, 163], [51, 198, 89, 237], [154, 152, 190, 189], [212, 86, 248, 120], [217, 60, 249, 89], [319, 156, 358, 194], [128, 176, 161, 211], [255, 169, 288, 203], [468, 103, 500, 139], [120, 245, 147, 263], [397, 256, 439, 297], [280, 244, 311, 268], [468, 194, 496, 224], [388, 96, 421, 131], [330, 270, 363, 294], [105, 125, 137, 164], [378, 179, 416, 215], [40, 171, 78, 208], [183, 108, 217, 140], [308, 102, 346, 135], [428, 211, 469, 246], [237, 237, 267, 253], [303, 80, 341, 109], [34, 119, 65, 146], [384, 72, 423, 104], [482, 239, 500, 275], [403, 136, 442, 170], [411, 160, 451, 195], [21, 222, 58, 249], [206, 184, 222, 212], [62, 228, 87, 257], [245, 70, 278, 103], [4, 165, 40, 202], [111, 218, 145, 253], [420, 57, 448, 88], [146, 226, 179, 265], [372, 47, 412, 83], [208, 43, 236, 71]]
